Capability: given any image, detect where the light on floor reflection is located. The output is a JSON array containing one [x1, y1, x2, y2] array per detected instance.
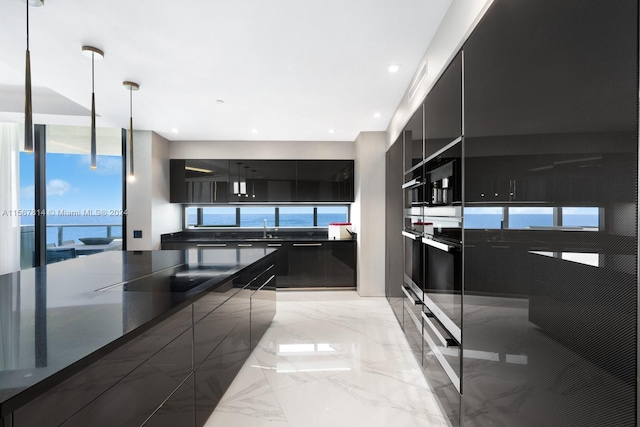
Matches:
[[278, 343, 337, 353], [250, 364, 351, 373]]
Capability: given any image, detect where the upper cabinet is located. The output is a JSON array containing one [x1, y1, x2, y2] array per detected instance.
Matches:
[[229, 160, 296, 203], [295, 160, 354, 202], [463, 0, 638, 206], [170, 160, 230, 203], [403, 106, 424, 174], [170, 160, 354, 203], [424, 51, 462, 158]]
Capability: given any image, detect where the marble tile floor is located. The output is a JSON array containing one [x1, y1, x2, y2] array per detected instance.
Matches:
[[205, 291, 449, 427]]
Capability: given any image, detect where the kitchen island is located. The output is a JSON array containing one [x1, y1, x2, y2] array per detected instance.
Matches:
[[0, 248, 277, 427]]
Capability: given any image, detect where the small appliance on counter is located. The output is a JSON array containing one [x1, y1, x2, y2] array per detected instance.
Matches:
[[328, 222, 353, 240]]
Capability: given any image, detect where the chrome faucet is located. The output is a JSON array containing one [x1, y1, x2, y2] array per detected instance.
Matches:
[[263, 219, 267, 238]]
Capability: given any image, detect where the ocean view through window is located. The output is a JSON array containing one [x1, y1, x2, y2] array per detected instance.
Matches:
[[16, 125, 125, 266], [186, 205, 349, 228]]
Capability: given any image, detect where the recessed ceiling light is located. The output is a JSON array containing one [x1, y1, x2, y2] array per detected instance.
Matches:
[[373, 112, 382, 118], [388, 65, 400, 73], [252, 129, 258, 134], [329, 129, 335, 134], [171, 128, 179, 133]]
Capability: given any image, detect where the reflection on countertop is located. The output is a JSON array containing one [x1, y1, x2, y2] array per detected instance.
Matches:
[[0, 248, 275, 417]]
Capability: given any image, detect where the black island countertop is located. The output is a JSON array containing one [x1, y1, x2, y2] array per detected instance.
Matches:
[[0, 248, 275, 419]]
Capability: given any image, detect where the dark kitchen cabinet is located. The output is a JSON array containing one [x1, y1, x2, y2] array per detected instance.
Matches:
[[194, 286, 251, 422], [403, 106, 424, 173], [288, 242, 326, 287], [424, 51, 462, 158], [295, 160, 354, 202], [325, 241, 356, 287], [229, 160, 296, 203], [461, 0, 638, 426], [170, 159, 230, 203]]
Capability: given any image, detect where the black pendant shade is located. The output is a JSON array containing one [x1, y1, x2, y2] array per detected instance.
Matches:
[[82, 46, 104, 170], [23, 0, 34, 153], [123, 81, 139, 179]]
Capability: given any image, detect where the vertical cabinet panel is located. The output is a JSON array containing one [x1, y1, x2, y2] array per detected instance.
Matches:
[[170, 160, 230, 204], [325, 241, 356, 287], [462, 0, 638, 426], [295, 160, 354, 202], [424, 51, 462, 158], [288, 243, 326, 287]]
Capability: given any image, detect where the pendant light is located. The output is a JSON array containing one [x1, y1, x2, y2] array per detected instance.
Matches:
[[82, 45, 104, 169], [22, 0, 44, 152], [251, 169, 256, 198], [123, 81, 139, 180], [244, 166, 250, 197]]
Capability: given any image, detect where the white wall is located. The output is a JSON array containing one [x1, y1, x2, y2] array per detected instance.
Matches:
[[386, 0, 494, 148], [127, 131, 181, 250], [353, 131, 386, 297], [151, 132, 182, 249], [171, 140, 355, 160]]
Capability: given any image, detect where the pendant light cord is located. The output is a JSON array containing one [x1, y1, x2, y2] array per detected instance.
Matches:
[[26, 1, 29, 50], [91, 52, 95, 93]]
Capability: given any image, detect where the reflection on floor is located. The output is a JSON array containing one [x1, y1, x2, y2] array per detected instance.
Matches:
[[205, 291, 449, 427]]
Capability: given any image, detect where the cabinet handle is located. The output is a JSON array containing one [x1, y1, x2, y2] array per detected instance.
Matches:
[[293, 243, 322, 247], [402, 231, 418, 240], [402, 286, 422, 305], [421, 237, 451, 252], [237, 244, 253, 247], [197, 243, 226, 247], [402, 178, 420, 189], [267, 243, 282, 247], [258, 275, 276, 291], [422, 311, 458, 348]]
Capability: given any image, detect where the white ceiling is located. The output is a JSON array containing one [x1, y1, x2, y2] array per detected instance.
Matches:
[[0, 0, 451, 142]]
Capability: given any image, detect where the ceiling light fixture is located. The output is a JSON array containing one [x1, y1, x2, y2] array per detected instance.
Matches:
[[185, 166, 213, 174], [388, 65, 400, 73], [329, 129, 335, 134], [251, 128, 258, 134], [373, 112, 382, 118], [22, 0, 43, 153], [171, 128, 179, 133], [82, 46, 104, 169], [123, 81, 139, 179]]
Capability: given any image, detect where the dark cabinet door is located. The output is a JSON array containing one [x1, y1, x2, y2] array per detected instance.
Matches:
[[194, 286, 251, 422], [462, 0, 638, 426], [403, 106, 424, 172], [295, 160, 354, 202], [171, 159, 230, 203], [424, 51, 462, 158], [288, 243, 326, 287], [325, 241, 356, 287], [250, 274, 277, 349], [228, 160, 296, 202]]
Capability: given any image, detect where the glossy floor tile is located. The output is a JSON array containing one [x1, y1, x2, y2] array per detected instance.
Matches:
[[205, 291, 449, 427]]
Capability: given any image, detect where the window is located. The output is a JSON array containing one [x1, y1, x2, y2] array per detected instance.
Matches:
[[508, 207, 554, 229], [464, 207, 503, 229], [562, 207, 599, 228], [184, 205, 349, 229], [240, 207, 275, 227], [279, 206, 314, 227], [317, 206, 349, 226], [198, 207, 237, 226]]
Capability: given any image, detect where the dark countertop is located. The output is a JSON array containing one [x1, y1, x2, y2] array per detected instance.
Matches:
[[0, 248, 275, 417], [161, 230, 356, 243]]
